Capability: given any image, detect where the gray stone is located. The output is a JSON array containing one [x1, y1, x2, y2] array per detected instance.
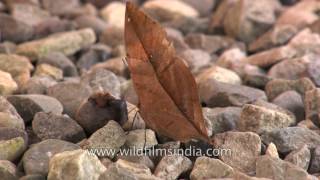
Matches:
[[261, 127, 320, 154], [199, 80, 266, 107], [86, 121, 126, 158], [0, 127, 28, 147], [272, 91, 305, 122], [42, 0, 80, 16], [0, 96, 25, 130], [305, 88, 320, 126], [309, 145, 320, 174], [285, 144, 311, 171], [180, 49, 211, 74], [22, 139, 80, 175], [213, 131, 261, 173], [32, 112, 86, 143], [190, 156, 234, 180], [81, 69, 120, 98], [7, 95, 63, 123], [154, 155, 192, 180], [75, 15, 108, 35], [0, 13, 34, 43], [19, 174, 46, 180], [125, 129, 158, 149], [48, 149, 106, 180], [203, 107, 240, 135], [47, 82, 92, 119]]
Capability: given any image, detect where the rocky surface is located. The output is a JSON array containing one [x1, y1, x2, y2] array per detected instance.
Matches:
[[0, 0, 319, 179]]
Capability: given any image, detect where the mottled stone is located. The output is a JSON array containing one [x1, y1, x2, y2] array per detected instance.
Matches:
[[16, 28, 96, 61], [265, 142, 279, 158], [154, 155, 192, 180], [305, 88, 320, 126], [48, 149, 106, 180], [261, 127, 320, 154], [34, 64, 63, 80], [22, 139, 80, 175], [265, 78, 315, 100], [196, 66, 242, 85], [100, 2, 125, 29], [90, 57, 128, 78], [125, 129, 158, 149], [309, 145, 320, 174], [199, 80, 266, 107], [7, 95, 63, 123], [285, 144, 311, 171], [190, 156, 234, 179], [0, 96, 25, 130], [11, 3, 50, 27], [0, 160, 20, 180], [256, 155, 312, 180], [0, 137, 25, 162], [32, 112, 86, 143], [213, 131, 261, 173], [0, 54, 33, 88], [203, 107, 240, 135], [238, 104, 295, 134], [42, 0, 80, 16], [0, 127, 28, 147], [86, 121, 126, 158], [0, 70, 18, 95], [22, 76, 57, 95], [180, 49, 211, 74], [75, 15, 108, 35]]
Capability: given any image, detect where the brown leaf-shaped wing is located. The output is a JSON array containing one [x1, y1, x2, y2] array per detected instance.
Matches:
[[125, 2, 208, 142]]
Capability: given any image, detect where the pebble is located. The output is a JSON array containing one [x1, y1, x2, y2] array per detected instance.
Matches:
[[47, 82, 92, 119], [0, 13, 34, 43], [223, 0, 279, 43], [100, 2, 125, 29], [143, 0, 199, 22], [42, 0, 80, 16], [199, 80, 266, 107], [81, 69, 121, 98], [0, 137, 26, 162], [37, 52, 78, 77], [7, 94, 63, 123], [34, 64, 63, 80], [284, 144, 311, 171], [121, 80, 139, 106], [16, 28, 96, 61], [0, 96, 25, 130], [32, 112, 86, 143], [0, 70, 18, 95], [99, 25, 123, 48], [22, 139, 80, 175], [19, 174, 46, 180], [116, 155, 155, 171], [213, 131, 261, 173], [256, 155, 313, 180], [242, 64, 271, 88], [125, 129, 158, 149], [0, 160, 20, 180], [203, 107, 240, 135], [154, 155, 192, 180], [22, 76, 57, 95], [122, 102, 145, 131], [0, 127, 28, 147], [238, 104, 295, 134], [165, 27, 189, 52], [216, 48, 247, 75], [75, 15, 108, 35], [265, 78, 315, 100], [48, 149, 106, 180], [77, 44, 112, 71], [86, 120, 126, 158], [261, 127, 320, 154], [196, 65, 242, 85], [272, 91, 305, 122], [190, 156, 234, 179], [179, 49, 211, 74], [11, 3, 50, 27], [90, 57, 129, 78], [0, 54, 33, 88], [75, 92, 127, 134], [99, 159, 160, 180], [265, 142, 279, 158], [309, 145, 320, 174], [305, 88, 320, 126], [182, 0, 215, 16], [185, 33, 240, 54]]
